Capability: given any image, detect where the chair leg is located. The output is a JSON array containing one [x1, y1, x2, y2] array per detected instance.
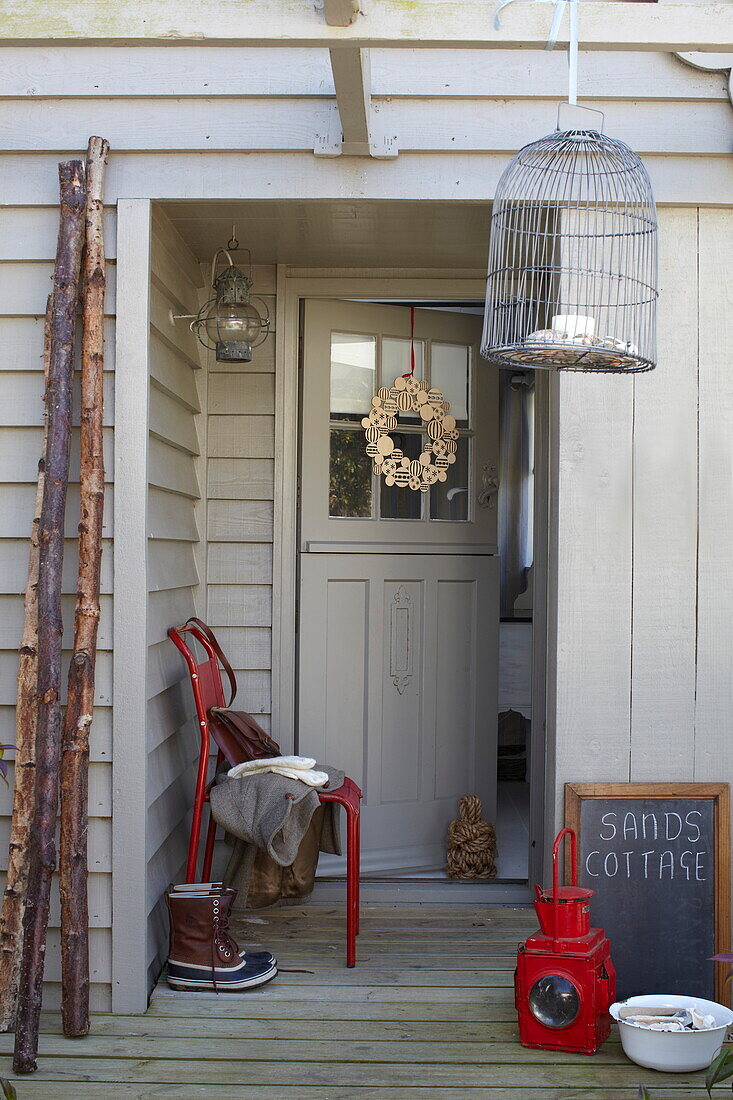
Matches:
[[202, 808, 217, 882], [355, 808, 361, 937], [345, 803, 359, 967], [186, 793, 205, 883]]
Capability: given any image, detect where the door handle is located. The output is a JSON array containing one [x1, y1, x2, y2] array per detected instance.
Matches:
[[390, 585, 413, 695], [477, 463, 499, 509]]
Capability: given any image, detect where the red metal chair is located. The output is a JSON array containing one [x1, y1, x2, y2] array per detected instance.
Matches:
[[168, 618, 361, 967]]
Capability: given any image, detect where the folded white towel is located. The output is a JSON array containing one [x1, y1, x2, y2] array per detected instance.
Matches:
[[228, 755, 316, 774], [227, 755, 329, 788]]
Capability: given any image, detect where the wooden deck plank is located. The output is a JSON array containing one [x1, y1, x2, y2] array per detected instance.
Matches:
[[0, 1033, 631, 1064], [154, 969, 517, 987], [235, 909, 534, 924], [0, 1055, 709, 1088], [264, 931, 529, 940], [0, 1087, 698, 1099], [33, 1014, 537, 1040], [149, 986, 517, 1003], [230, 932, 530, 950], [38, 1017, 527, 1041], [240, 954, 522, 967], [236, 935, 532, 949], [233, 925, 536, 937], [144, 1000, 522, 1021]]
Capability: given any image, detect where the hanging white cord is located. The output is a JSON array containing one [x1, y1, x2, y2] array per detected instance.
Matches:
[[494, 0, 579, 104], [567, 0, 579, 105]]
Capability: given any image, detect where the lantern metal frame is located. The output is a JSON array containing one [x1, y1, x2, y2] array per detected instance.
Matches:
[[482, 111, 658, 374], [172, 232, 272, 363]]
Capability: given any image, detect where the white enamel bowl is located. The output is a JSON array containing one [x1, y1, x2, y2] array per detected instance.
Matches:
[[610, 994, 733, 1073]]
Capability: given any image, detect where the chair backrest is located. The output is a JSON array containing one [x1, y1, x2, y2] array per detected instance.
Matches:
[[168, 619, 232, 728], [169, 618, 282, 770]]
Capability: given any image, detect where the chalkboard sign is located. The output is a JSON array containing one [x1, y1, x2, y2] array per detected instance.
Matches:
[[565, 783, 730, 1003]]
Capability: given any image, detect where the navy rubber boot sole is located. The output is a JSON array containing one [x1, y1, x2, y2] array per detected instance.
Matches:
[[167, 958, 278, 991]]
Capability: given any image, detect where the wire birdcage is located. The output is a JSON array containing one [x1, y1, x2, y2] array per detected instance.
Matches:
[[482, 126, 658, 373]]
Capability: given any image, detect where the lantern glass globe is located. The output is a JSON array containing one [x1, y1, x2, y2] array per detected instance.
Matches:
[[528, 974, 581, 1029], [203, 300, 263, 345]]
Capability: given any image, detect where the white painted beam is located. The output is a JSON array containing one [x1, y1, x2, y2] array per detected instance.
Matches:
[[3, 1, 732, 53], [317, 47, 398, 158], [323, 0, 360, 27], [4, 97, 731, 156], [330, 47, 371, 154], [4, 152, 733, 206], [0, 48, 727, 100]]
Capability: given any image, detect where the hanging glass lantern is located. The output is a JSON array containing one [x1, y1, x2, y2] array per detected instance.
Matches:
[[482, 116, 658, 373], [190, 236, 270, 363]]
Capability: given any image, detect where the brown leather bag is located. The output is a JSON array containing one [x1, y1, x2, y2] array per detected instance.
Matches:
[[208, 708, 281, 767], [185, 617, 281, 766]]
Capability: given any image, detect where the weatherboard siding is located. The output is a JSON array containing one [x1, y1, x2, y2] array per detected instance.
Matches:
[[550, 207, 733, 832], [0, 210, 116, 1011]]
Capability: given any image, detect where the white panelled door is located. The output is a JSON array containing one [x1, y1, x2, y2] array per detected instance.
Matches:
[[298, 300, 500, 874]]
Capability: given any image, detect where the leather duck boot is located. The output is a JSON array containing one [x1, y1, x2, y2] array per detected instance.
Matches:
[[166, 884, 277, 991], [170, 883, 277, 968]]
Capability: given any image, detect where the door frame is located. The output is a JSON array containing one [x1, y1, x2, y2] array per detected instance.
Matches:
[[272, 270, 550, 884]]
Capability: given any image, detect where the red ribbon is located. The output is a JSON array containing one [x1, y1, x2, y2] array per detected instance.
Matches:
[[402, 306, 416, 379]]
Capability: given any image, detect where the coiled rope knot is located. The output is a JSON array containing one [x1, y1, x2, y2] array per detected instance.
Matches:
[[446, 795, 497, 879]]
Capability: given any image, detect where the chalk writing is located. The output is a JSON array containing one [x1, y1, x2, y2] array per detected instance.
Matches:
[[597, 810, 702, 844], [585, 847, 706, 880]]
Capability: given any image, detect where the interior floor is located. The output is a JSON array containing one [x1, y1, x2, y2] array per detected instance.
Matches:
[[317, 780, 530, 884], [494, 779, 531, 879], [361, 781, 529, 881], [124, 904, 702, 1097]]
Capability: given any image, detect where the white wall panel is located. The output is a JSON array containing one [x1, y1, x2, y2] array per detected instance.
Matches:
[[144, 210, 204, 993]]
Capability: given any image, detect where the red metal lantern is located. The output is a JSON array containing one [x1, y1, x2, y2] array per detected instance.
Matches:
[[515, 827, 616, 1054]]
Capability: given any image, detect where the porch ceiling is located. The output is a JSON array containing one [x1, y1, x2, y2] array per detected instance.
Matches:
[[159, 199, 491, 270]]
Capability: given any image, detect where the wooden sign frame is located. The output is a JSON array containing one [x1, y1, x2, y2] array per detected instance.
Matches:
[[565, 782, 731, 1004]]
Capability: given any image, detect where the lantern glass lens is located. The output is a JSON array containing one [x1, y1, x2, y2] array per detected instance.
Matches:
[[203, 301, 262, 344], [528, 975, 580, 1029]]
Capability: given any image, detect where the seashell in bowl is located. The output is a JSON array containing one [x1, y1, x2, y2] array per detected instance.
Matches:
[[691, 1006, 718, 1031]]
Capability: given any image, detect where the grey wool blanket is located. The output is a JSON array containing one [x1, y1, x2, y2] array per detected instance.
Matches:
[[209, 765, 344, 908]]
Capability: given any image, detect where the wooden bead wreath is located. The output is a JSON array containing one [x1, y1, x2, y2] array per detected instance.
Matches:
[[361, 375, 459, 492]]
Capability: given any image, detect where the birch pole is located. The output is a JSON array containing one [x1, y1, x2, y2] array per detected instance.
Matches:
[[60, 136, 109, 1039], [0, 298, 52, 1032], [13, 159, 86, 1075]]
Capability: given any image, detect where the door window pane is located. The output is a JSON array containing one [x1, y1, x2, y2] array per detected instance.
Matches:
[[380, 432, 423, 520], [382, 338, 425, 420], [330, 429, 372, 517], [431, 342, 470, 426], [430, 436, 469, 521], [330, 333, 376, 420]]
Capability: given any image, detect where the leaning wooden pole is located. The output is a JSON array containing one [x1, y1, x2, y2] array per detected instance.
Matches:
[[13, 159, 86, 1075], [0, 297, 53, 1033], [60, 136, 109, 1039]]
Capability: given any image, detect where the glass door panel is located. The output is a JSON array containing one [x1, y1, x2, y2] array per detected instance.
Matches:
[[302, 299, 497, 551], [329, 429, 373, 518], [380, 432, 424, 520], [381, 337, 425, 420], [431, 341, 470, 426], [430, 436, 470, 521], [330, 333, 376, 420]]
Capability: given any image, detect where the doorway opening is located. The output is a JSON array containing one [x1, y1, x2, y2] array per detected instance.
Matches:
[[294, 296, 544, 897], [147, 199, 551, 916]]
